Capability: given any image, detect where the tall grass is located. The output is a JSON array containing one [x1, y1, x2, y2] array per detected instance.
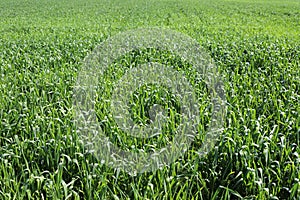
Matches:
[[0, 0, 299, 199]]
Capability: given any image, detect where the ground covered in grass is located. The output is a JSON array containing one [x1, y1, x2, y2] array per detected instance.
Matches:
[[0, 0, 299, 199]]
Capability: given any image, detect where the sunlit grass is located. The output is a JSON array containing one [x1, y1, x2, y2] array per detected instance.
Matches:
[[0, 0, 299, 199]]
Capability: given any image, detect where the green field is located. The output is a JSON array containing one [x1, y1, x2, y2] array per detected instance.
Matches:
[[0, 0, 299, 199]]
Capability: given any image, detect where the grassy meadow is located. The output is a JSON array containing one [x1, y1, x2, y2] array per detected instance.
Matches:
[[0, 0, 299, 199]]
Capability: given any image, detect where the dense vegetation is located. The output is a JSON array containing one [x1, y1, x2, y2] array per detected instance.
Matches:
[[0, 0, 299, 199]]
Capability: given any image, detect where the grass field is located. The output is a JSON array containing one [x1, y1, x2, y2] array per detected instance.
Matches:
[[0, 0, 299, 199]]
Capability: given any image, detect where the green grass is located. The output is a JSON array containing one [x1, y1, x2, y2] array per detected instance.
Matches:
[[0, 0, 299, 199]]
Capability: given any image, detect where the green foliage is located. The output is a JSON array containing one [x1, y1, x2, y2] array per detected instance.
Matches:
[[0, 0, 299, 199]]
